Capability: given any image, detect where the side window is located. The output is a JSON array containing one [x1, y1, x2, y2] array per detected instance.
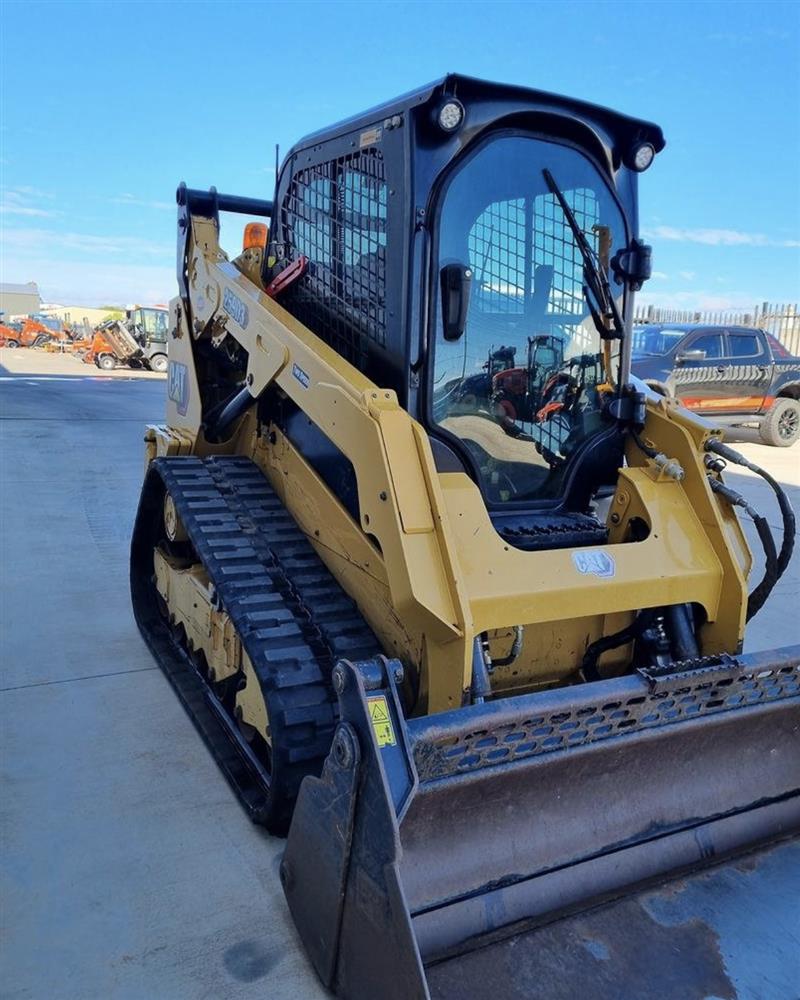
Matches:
[[142, 310, 168, 340], [689, 332, 724, 359], [282, 148, 388, 359], [341, 168, 386, 268], [727, 332, 762, 358], [293, 175, 333, 266]]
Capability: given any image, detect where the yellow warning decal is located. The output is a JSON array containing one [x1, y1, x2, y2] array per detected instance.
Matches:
[[367, 695, 396, 748]]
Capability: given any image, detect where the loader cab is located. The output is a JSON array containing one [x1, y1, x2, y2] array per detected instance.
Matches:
[[129, 307, 168, 346], [273, 75, 663, 539]]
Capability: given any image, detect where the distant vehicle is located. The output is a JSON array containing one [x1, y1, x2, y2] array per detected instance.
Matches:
[[0, 322, 23, 347], [84, 307, 169, 372], [79, 329, 116, 367], [632, 324, 800, 446], [128, 306, 169, 372], [90, 319, 144, 370], [0, 316, 64, 349]]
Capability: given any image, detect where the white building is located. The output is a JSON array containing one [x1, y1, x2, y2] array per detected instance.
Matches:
[[0, 282, 41, 320]]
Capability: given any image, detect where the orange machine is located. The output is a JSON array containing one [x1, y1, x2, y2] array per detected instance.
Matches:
[[80, 329, 115, 367], [0, 320, 45, 348], [1, 317, 70, 349], [0, 323, 21, 347], [54, 320, 96, 356]]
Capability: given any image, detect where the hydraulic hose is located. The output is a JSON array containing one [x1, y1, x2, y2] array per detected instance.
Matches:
[[204, 384, 255, 441], [470, 637, 493, 704], [705, 438, 795, 620], [631, 430, 685, 480], [631, 429, 657, 459], [581, 610, 656, 682], [664, 604, 700, 660], [492, 625, 524, 668]]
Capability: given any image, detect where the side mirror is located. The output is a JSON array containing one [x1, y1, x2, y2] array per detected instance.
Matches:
[[676, 349, 706, 363], [440, 263, 473, 341]]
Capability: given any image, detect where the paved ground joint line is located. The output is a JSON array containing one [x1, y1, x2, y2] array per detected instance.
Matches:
[[1, 665, 158, 693]]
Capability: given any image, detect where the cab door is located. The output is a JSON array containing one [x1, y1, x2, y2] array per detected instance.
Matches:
[[718, 328, 771, 412], [671, 328, 727, 411]]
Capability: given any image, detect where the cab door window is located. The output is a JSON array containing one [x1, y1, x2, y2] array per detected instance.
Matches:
[[430, 134, 628, 505], [688, 332, 724, 359]]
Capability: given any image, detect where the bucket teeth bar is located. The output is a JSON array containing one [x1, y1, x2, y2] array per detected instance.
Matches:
[[283, 648, 800, 1000]]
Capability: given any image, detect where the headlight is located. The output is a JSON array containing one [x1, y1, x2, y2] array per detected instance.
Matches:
[[630, 141, 655, 172], [437, 99, 464, 133]]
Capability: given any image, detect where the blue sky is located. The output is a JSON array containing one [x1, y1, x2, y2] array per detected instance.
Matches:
[[1, 0, 798, 309]]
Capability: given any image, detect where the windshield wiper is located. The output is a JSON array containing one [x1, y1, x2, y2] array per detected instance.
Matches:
[[542, 168, 625, 341]]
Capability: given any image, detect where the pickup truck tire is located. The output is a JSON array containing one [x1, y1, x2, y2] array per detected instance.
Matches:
[[759, 397, 800, 447]]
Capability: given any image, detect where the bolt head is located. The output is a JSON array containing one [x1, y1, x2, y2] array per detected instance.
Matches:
[[332, 664, 347, 694], [332, 729, 354, 769]]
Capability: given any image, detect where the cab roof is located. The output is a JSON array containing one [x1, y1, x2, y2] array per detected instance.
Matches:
[[290, 73, 665, 156]]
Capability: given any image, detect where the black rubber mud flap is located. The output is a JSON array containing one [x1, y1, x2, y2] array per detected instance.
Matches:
[[282, 648, 800, 999]]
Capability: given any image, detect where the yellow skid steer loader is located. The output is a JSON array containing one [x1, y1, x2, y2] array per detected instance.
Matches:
[[131, 75, 799, 998]]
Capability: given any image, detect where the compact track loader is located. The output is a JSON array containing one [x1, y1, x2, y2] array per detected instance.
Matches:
[[131, 75, 799, 998]]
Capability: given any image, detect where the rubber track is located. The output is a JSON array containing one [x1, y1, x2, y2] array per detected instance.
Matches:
[[130, 455, 380, 832]]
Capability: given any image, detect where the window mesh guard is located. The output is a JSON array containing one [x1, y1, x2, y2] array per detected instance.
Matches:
[[281, 149, 388, 365], [468, 188, 599, 346], [465, 188, 602, 457]]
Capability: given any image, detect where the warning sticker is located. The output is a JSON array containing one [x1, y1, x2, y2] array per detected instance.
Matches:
[[367, 696, 396, 748], [359, 126, 383, 148]]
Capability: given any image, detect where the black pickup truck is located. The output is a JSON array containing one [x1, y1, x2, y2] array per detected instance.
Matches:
[[632, 323, 800, 446]]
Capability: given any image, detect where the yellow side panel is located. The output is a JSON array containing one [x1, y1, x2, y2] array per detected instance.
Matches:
[[439, 472, 724, 633], [375, 408, 434, 534]]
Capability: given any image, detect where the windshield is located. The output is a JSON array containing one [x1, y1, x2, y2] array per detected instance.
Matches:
[[631, 326, 686, 357], [431, 134, 628, 504]]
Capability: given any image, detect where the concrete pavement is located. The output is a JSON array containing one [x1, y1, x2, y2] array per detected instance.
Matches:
[[0, 364, 327, 1000], [0, 346, 165, 381], [1, 356, 798, 998]]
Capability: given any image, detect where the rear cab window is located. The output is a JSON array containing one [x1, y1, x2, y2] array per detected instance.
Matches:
[[726, 331, 763, 358]]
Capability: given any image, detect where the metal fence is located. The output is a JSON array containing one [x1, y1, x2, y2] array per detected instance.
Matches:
[[633, 302, 800, 356]]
